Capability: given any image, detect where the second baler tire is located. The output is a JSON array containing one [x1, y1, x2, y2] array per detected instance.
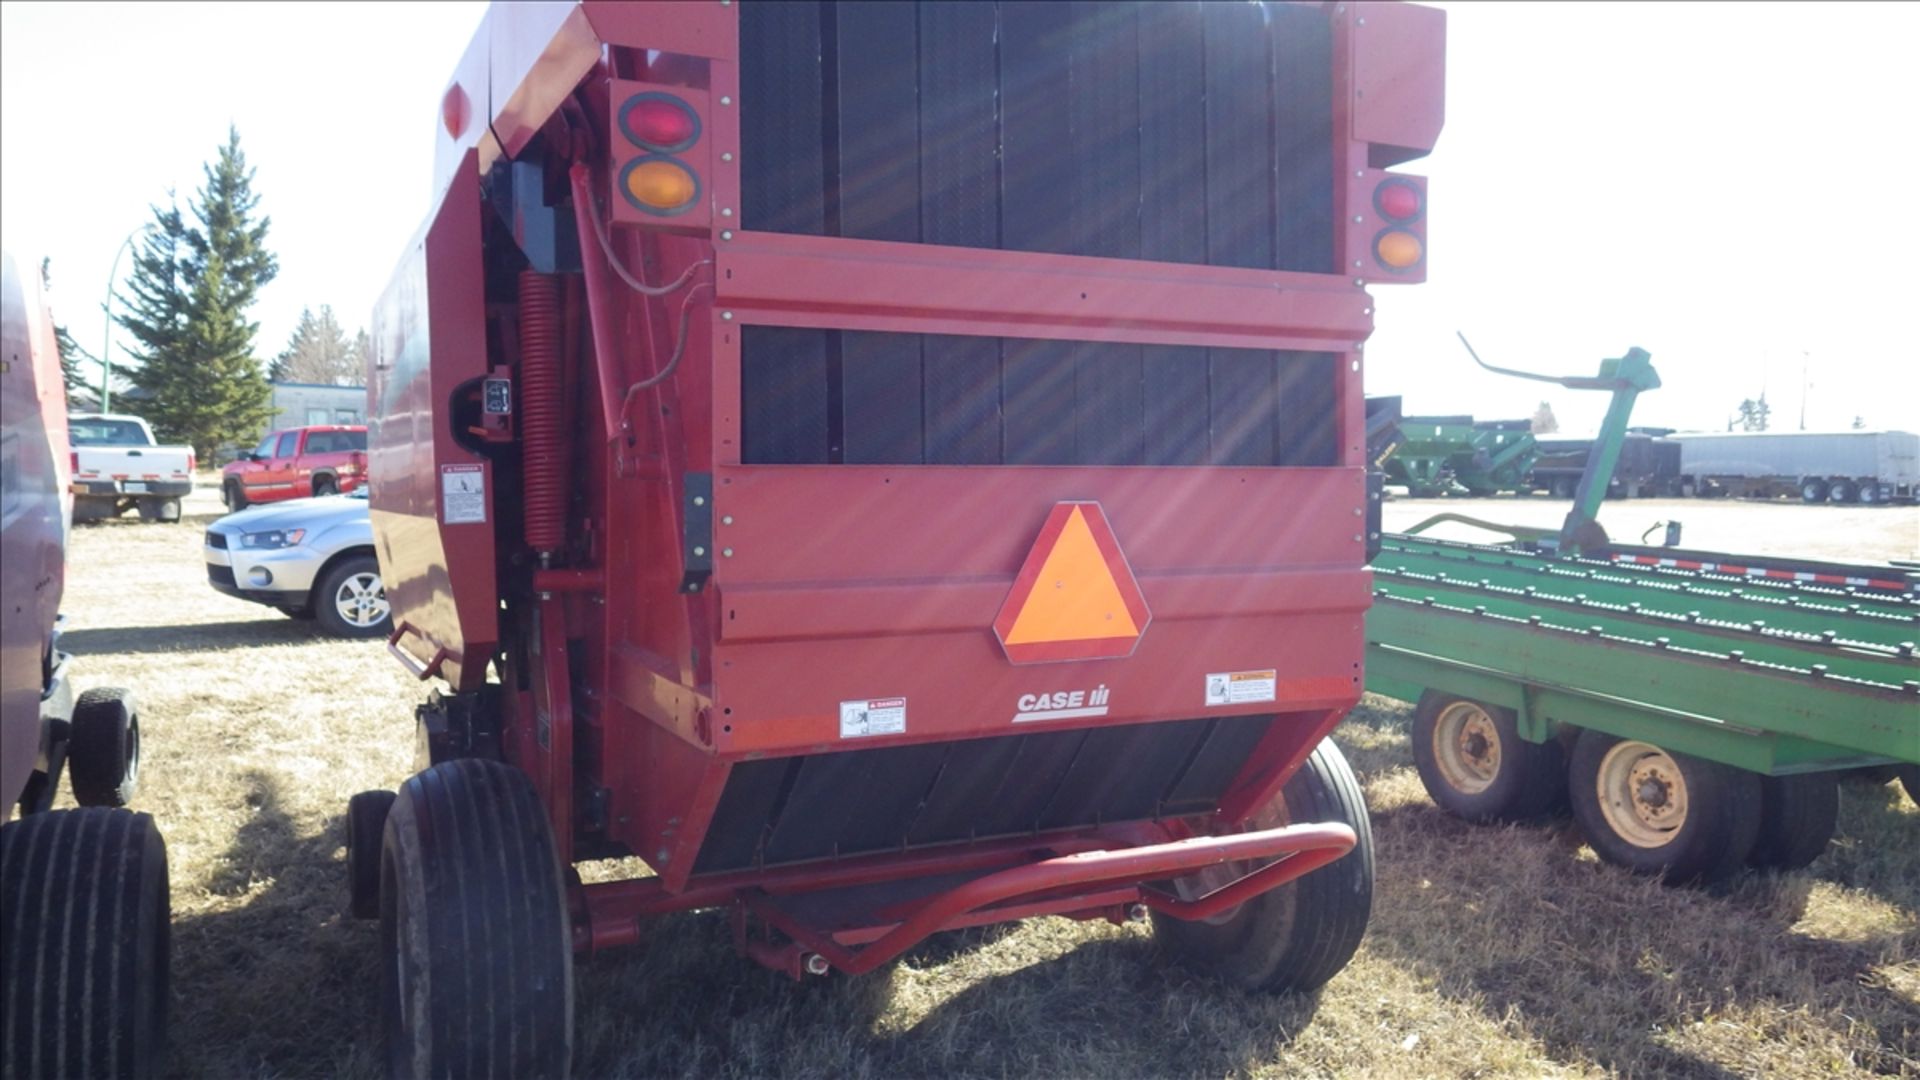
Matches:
[[1568, 730, 1761, 885], [1151, 738, 1373, 995], [381, 759, 572, 1079], [346, 789, 396, 920], [1748, 772, 1839, 871], [1410, 692, 1565, 823], [70, 686, 141, 808]]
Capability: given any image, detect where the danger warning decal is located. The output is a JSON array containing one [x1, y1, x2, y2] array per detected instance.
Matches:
[[993, 501, 1151, 665]]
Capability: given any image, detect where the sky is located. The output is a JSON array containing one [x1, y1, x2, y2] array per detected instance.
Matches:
[[3, 1, 1916, 436]]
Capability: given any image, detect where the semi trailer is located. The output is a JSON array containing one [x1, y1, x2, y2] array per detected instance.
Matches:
[[1670, 429, 1920, 504], [355, 2, 1445, 1074]]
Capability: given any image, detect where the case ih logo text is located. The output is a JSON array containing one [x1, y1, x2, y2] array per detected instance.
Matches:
[[1012, 685, 1112, 724]]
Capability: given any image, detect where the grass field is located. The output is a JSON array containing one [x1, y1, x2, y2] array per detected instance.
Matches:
[[51, 485, 1920, 1079]]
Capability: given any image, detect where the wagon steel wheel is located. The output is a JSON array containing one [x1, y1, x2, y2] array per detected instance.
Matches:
[[1410, 692, 1565, 822], [1569, 730, 1760, 884], [1595, 740, 1688, 848], [1432, 700, 1501, 796]]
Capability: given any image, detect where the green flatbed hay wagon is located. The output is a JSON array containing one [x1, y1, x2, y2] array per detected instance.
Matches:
[[1364, 345, 1920, 883]]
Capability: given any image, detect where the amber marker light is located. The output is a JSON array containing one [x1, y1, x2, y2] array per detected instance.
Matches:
[[621, 157, 701, 216], [1375, 230, 1423, 271]]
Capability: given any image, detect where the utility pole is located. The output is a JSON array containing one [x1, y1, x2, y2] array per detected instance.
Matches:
[[101, 224, 154, 413]]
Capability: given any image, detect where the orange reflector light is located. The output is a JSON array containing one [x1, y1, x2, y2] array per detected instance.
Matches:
[[994, 502, 1151, 665], [1375, 230, 1423, 270], [621, 158, 700, 214]]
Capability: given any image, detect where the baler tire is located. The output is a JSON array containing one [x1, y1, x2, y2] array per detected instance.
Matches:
[[1748, 772, 1838, 871], [69, 687, 141, 808], [1410, 692, 1565, 823], [0, 808, 170, 1080], [1569, 731, 1761, 885], [1151, 738, 1373, 995], [380, 759, 572, 1080], [347, 789, 397, 920]]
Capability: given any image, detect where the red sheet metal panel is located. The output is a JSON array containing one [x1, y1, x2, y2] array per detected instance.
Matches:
[[369, 152, 499, 691]]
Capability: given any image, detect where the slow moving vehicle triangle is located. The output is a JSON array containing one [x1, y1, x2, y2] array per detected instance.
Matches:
[[994, 502, 1151, 664]]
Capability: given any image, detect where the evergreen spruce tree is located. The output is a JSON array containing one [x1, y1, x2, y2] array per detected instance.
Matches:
[[270, 305, 358, 385], [117, 127, 278, 458]]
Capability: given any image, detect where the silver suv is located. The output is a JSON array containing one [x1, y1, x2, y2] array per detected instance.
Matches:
[[204, 489, 390, 638]]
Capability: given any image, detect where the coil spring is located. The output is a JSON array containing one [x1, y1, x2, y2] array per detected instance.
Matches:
[[518, 271, 564, 554]]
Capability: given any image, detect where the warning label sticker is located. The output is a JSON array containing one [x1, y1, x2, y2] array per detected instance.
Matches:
[[1205, 670, 1278, 707], [840, 697, 906, 739], [440, 464, 486, 524]]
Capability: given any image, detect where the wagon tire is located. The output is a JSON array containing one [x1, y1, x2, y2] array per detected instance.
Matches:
[[223, 480, 248, 511], [0, 808, 170, 1080], [314, 555, 390, 639], [1569, 730, 1761, 885], [347, 789, 396, 920], [1411, 692, 1565, 823], [69, 687, 140, 808], [381, 759, 572, 1079], [1152, 738, 1372, 994], [1748, 772, 1838, 871]]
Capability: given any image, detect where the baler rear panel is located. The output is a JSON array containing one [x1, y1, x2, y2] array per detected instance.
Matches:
[[369, 0, 1445, 978]]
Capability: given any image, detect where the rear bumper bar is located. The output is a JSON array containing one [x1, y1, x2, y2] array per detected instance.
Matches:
[[574, 820, 1357, 977]]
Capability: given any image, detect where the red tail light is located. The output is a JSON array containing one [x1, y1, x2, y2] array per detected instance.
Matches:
[[187, 450, 197, 473], [620, 94, 700, 153], [1374, 179, 1423, 222]]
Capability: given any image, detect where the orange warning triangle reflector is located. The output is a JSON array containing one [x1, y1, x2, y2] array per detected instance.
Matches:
[[994, 502, 1151, 665]]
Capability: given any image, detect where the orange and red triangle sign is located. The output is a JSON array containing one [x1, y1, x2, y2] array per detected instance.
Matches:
[[994, 501, 1151, 664]]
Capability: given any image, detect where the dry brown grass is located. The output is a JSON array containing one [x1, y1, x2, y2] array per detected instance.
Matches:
[[51, 486, 1920, 1079]]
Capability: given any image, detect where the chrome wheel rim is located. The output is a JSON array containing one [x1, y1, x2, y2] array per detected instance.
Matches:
[[334, 572, 390, 628]]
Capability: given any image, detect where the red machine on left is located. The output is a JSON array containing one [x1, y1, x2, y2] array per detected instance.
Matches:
[[0, 252, 170, 1080]]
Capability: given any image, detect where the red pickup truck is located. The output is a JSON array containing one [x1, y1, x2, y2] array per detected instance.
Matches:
[[221, 424, 368, 510]]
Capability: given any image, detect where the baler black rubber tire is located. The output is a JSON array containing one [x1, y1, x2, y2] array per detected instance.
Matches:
[[70, 687, 140, 808], [1151, 737, 1373, 994], [381, 758, 572, 1079], [347, 789, 397, 920], [1410, 692, 1565, 823], [1899, 764, 1920, 806], [1748, 772, 1839, 871], [223, 480, 247, 511], [0, 808, 170, 1080], [1569, 730, 1761, 885]]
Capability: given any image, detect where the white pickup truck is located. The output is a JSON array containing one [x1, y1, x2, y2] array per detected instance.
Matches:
[[68, 413, 195, 523]]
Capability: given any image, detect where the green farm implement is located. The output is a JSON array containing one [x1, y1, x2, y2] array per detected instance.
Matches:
[[1365, 345, 1920, 883], [1382, 416, 1539, 497]]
